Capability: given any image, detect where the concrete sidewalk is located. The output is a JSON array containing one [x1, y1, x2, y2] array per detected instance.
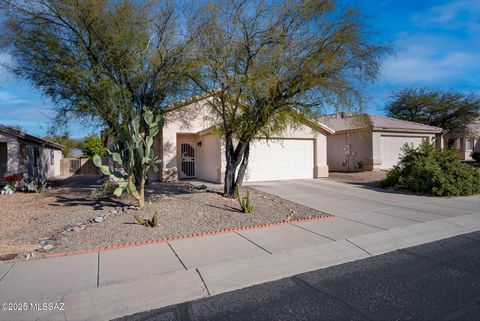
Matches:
[[1, 210, 480, 321], [2, 179, 480, 320]]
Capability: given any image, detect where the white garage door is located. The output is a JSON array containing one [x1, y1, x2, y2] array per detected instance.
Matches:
[[244, 139, 314, 182], [380, 135, 427, 169]]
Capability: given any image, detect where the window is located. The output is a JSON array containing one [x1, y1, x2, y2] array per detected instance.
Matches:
[[466, 139, 475, 150], [50, 149, 54, 165], [447, 138, 457, 149], [34, 146, 40, 167]]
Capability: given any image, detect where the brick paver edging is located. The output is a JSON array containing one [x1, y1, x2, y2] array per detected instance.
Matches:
[[45, 214, 335, 258]]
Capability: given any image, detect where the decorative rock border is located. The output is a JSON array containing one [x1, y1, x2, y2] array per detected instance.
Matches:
[[45, 213, 335, 258], [32, 205, 138, 255]]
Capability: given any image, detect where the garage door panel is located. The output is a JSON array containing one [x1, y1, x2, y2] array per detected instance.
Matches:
[[380, 136, 427, 169], [244, 139, 314, 182]]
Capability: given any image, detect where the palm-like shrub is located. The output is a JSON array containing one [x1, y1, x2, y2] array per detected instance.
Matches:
[[380, 141, 480, 196]]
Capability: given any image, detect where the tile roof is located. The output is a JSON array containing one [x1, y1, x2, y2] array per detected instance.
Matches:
[[318, 114, 443, 133]]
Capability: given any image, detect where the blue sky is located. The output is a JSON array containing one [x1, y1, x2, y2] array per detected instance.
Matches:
[[0, 0, 479, 138]]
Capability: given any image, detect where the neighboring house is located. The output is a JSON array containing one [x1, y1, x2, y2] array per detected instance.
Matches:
[[318, 113, 443, 172], [0, 125, 64, 182], [443, 120, 480, 160], [147, 97, 334, 183]]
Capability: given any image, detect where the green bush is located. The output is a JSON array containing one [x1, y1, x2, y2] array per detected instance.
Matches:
[[82, 135, 106, 158], [380, 141, 480, 196], [472, 151, 480, 162]]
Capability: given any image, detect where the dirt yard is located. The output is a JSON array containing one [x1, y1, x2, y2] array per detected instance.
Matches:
[[0, 175, 325, 262], [326, 171, 388, 187]]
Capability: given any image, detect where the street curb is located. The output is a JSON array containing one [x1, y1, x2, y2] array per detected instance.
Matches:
[[45, 214, 335, 258]]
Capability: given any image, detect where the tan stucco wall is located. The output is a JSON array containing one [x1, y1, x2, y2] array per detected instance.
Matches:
[[195, 133, 222, 182], [159, 100, 216, 181], [33, 144, 62, 178], [327, 130, 373, 171], [53, 150, 62, 176]]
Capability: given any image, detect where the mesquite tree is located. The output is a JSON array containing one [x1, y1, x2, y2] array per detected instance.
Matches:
[[386, 88, 480, 136], [189, 0, 389, 197], [0, 0, 190, 132], [1, 0, 192, 205]]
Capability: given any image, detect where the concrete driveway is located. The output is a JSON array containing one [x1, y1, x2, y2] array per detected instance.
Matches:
[[249, 179, 480, 230]]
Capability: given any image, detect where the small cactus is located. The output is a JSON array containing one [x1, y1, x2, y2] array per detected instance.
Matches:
[[236, 185, 253, 213], [134, 210, 159, 227]]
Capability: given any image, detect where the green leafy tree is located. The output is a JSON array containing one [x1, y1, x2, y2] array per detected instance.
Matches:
[[189, 0, 389, 197], [82, 135, 106, 158], [386, 88, 480, 135], [0, 0, 190, 132], [1, 0, 192, 206]]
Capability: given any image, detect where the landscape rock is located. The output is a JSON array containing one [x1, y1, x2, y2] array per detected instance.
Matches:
[[42, 244, 54, 251], [94, 216, 104, 223]]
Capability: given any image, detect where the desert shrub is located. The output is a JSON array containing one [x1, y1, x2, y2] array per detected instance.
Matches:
[[472, 151, 480, 162], [19, 177, 49, 193], [91, 179, 119, 200], [236, 185, 253, 213], [380, 141, 480, 196], [134, 210, 158, 227]]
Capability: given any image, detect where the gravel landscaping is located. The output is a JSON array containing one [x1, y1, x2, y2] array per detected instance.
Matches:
[[0, 175, 326, 262], [326, 171, 388, 187]]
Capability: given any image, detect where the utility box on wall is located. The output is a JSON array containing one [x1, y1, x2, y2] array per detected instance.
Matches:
[[344, 144, 351, 156]]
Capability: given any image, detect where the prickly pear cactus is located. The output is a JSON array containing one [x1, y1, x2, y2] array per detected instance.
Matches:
[[93, 107, 163, 208]]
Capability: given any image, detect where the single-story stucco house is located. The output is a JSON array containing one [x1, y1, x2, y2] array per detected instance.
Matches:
[[318, 113, 443, 172], [0, 125, 63, 183], [147, 97, 335, 183], [443, 119, 480, 160]]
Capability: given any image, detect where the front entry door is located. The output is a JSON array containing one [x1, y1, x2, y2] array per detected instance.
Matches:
[[180, 143, 195, 178], [0, 143, 7, 180]]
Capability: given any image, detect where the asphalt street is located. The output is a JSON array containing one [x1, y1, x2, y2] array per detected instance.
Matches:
[[117, 231, 480, 321]]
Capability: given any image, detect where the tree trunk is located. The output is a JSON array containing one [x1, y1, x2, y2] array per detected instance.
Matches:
[[137, 176, 146, 208], [223, 133, 235, 197], [235, 142, 250, 187], [223, 136, 250, 198], [137, 187, 145, 208]]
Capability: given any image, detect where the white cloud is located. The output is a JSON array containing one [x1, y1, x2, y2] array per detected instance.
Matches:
[[0, 90, 29, 104], [411, 0, 480, 33], [380, 34, 480, 86]]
